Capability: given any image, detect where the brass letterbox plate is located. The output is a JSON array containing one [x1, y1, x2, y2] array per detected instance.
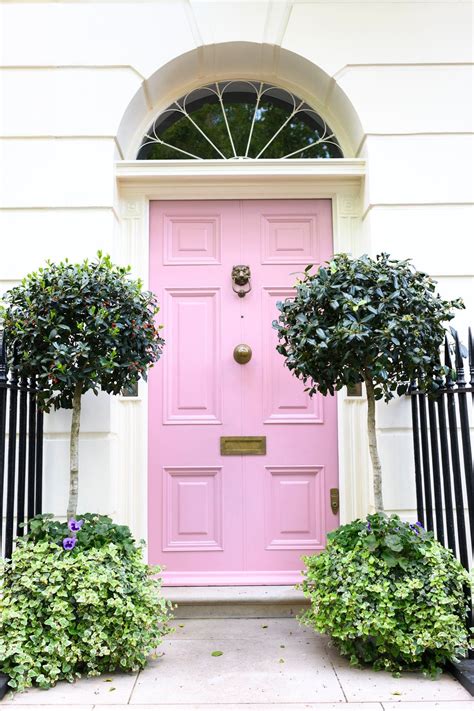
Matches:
[[220, 436, 266, 456]]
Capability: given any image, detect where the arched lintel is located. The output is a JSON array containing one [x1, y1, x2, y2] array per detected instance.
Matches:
[[117, 42, 364, 160]]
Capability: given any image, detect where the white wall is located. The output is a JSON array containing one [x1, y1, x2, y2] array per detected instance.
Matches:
[[1, 0, 472, 523]]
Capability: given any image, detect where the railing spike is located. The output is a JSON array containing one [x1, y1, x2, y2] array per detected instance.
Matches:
[[444, 334, 455, 386], [0, 330, 6, 384], [453, 329, 466, 386]]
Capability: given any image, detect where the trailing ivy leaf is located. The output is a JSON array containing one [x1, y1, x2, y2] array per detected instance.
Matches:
[[299, 512, 470, 678], [0, 520, 174, 693], [381, 550, 399, 567]]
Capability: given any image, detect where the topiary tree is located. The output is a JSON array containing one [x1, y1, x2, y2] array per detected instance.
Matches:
[[1, 252, 164, 519], [274, 253, 463, 512]]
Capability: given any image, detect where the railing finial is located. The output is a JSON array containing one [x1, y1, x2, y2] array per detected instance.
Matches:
[[444, 334, 454, 387], [451, 327, 466, 387]]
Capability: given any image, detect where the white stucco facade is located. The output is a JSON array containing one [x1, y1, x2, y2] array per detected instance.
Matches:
[[0, 0, 473, 547]]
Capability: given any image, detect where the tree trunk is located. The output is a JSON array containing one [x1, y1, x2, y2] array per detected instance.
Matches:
[[364, 377, 384, 512], [67, 383, 82, 520]]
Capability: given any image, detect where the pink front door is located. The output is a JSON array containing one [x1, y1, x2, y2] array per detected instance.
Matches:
[[149, 199, 338, 585]]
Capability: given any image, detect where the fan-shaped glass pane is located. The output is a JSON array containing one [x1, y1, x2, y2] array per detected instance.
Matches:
[[137, 81, 343, 160]]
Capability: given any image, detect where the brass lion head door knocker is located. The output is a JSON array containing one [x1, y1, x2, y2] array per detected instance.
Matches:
[[231, 265, 251, 298]]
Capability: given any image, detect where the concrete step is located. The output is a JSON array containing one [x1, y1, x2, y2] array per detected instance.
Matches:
[[162, 585, 310, 619]]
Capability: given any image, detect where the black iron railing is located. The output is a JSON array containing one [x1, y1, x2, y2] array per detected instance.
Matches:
[[0, 330, 44, 559], [410, 328, 473, 571]]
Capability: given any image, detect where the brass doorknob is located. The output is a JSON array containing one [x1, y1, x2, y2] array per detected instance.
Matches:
[[233, 344, 252, 364]]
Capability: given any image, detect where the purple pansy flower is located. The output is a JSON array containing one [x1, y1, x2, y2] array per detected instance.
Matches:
[[68, 519, 84, 533], [415, 521, 424, 529], [63, 536, 77, 551], [366, 521, 372, 531]]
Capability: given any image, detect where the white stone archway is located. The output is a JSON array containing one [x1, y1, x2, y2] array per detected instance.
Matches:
[[113, 43, 370, 554], [116, 42, 364, 160]]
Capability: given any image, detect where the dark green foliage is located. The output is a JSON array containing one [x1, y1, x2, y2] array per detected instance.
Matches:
[[300, 514, 471, 677], [1, 252, 164, 411], [24, 513, 139, 557], [0, 516, 173, 692], [274, 253, 463, 402]]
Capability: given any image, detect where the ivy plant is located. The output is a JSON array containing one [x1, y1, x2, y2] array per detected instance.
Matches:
[[300, 513, 471, 677], [1, 253, 164, 519], [274, 253, 463, 511], [0, 515, 174, 692]]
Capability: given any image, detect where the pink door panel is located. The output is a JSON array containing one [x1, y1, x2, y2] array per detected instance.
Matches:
[[149, 199, 338, 585]]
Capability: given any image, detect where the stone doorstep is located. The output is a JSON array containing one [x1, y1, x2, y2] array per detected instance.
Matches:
[[162, 585, 310, 619]]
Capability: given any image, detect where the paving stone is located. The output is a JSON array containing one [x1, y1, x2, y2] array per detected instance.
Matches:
[[326, 649, 472, 703], [4, 618, 472, 707], [3, 673, 137, 705], [382, 703, 474, 710], [130, 635, 344, 704], [4, 707, 93, 711], [98, 704, 384, 710]]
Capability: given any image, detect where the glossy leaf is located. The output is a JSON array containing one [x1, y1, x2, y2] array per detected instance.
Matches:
[[274, 253, 464, 403], [1, 252, 165, 412]]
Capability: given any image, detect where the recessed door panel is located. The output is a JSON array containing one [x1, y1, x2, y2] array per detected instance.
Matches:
[[261, 214, 320, 264], [264, 466, 325, 550], [162, 467, 223, 551], [163, 215, 221, 265], [164, 288, 221, 424]]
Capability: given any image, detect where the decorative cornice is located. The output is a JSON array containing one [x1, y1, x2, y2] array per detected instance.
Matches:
[[115, 158, 366, 188]]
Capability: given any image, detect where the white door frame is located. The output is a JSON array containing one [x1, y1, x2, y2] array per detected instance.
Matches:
[[114, 158, 370, 556]]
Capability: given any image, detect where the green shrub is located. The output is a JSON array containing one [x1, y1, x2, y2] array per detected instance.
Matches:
[[24, 512, 140, 556], [0, 515, 173, 692], [300, 513, 471, 677]]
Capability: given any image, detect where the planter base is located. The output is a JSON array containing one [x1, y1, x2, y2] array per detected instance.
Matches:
[[448, 658, 474, 696], [0, 673, 9, 700]]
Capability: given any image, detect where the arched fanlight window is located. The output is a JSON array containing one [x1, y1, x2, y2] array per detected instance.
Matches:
[[137, 81, 343, 160]]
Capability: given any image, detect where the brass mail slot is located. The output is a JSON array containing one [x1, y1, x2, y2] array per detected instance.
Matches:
[[220, 436, 266, 456]]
